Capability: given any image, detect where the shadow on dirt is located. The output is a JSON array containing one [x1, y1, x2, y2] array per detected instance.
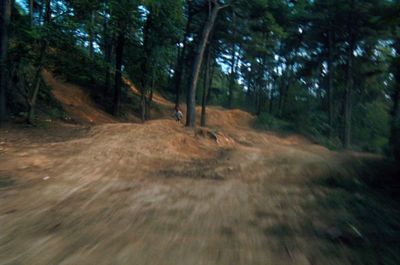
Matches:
[[258, 156, 400, 265], [158, 150, 232, 181], [0, 175, 15, 189]]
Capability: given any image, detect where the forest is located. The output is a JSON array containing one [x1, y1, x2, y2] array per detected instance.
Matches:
[[0, 0, 398, 157], [0, 0, 400, 264]]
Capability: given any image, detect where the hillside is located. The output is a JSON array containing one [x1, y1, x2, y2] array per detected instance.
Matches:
[[0, 75, 399, 265]]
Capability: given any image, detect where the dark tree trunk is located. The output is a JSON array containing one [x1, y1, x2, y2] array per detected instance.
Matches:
[[38, 0, 43, 23], [327, 26, 334, 139], [88, 11, 95, 58], [282, 79, 290, 116], [269, 86, 274, 114], [280, 61, 292, 117], [27, 0, 50, 124], [44, 0, 50, 24], [145, 70, 155, 121], [140, 8, 153, 122], [201, 47, 211, 127], [186, 0, 224, 127], [344, 56, 353, 148], [113, 31, 125, 116], [27, 47, 46, 124], [104, 46, 113, 94], [174, 1, 193, 109], [390, 40, 400, 161], [343, 0, 355, 149], [102, 0, 113, 95], [0, 0, 11, 126], [27, 74, 42, 124], [29, 0, 34, 25], [145, 90, 153, 121], [256, 87, 262, 116], [228, 10, 237, 109], [278, 75, 285, 117]]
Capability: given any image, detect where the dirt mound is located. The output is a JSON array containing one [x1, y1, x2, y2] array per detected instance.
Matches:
[[195, 127, 236, 146], [44, 69, 254, 131], [2, 110, 394, 265], [42, 70, 310, 151], [86, 120, 234, 161], [123, 77, 173, 107], [201, 107, 255, 129], [43, 70, 118, 125], [2, 92, 395, 265]]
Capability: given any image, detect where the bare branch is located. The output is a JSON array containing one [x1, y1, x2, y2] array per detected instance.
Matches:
[[218, 4, 230, 10]]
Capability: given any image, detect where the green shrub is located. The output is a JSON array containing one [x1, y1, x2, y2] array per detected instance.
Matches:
[[255, 112, 293, 131]]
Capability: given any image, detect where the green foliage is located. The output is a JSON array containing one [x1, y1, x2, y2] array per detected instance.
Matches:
[[353, 101, 390, 153], [255, 112, 292, 131], [2, 0, 399, 158]]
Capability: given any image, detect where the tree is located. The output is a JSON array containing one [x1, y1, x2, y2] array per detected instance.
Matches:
[[0, 0, 11, 126], [200, 45, 212, 126], [110, 0, 138, 116], [392, 40, 400, 160], [137, 0, 184, 121], [173, 0, 193, 109], [0, 0, 396, 157], [342, 0, 356, 148], [384, 1, 400, 160], [27, 0, 51, 124], [102, 0, 113, 95], [186, 0, 228, 127]]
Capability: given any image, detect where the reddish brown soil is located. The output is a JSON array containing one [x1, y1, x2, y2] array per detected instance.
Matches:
[[43, 70, 118, 125]]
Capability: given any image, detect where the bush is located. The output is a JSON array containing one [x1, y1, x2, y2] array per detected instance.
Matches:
[[255, 112, 293, 131]]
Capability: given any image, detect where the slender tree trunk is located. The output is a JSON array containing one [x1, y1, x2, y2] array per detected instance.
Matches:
[[186, 0, 223, 127], [327, 26, 334, 139], [102, 0, 113, 95], [0, 0, 11, 126], [201, 47, 211, 127], [140, 8, 153, 122], [113, 31, 125, 116], [88, 11, 95, 58], [104, 44, 112, 94], [206, 59, 215, 104], [29, 0, 34, 25], [38, 0, 43, 23], [145, 70, 155, 121], [44, 0, 50, 26], [174, 2, 193, 109], [390, 40, 400, 160], [278, 75, 285, 117], [344, 47, 354, 148], [256, 87, 262, 116], [282, 80, 290, 116], [27, 74, 42, 124], [228, 10, 236, 109], [269, 86, 273, 114], [27, 45, 46, 124], [343, 0, 355, 149], [27, 0, 50, 124], [145, 90, 153, 120], [280, 61, 292, 117]]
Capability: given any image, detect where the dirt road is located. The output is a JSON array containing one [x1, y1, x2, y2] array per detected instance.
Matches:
[[0, 112, 399, 265]]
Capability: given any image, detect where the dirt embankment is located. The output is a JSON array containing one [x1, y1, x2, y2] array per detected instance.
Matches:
[[43, 70, 118, 125]]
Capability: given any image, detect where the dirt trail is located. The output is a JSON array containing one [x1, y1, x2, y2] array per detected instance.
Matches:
[[0, 78, 399, 265]]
